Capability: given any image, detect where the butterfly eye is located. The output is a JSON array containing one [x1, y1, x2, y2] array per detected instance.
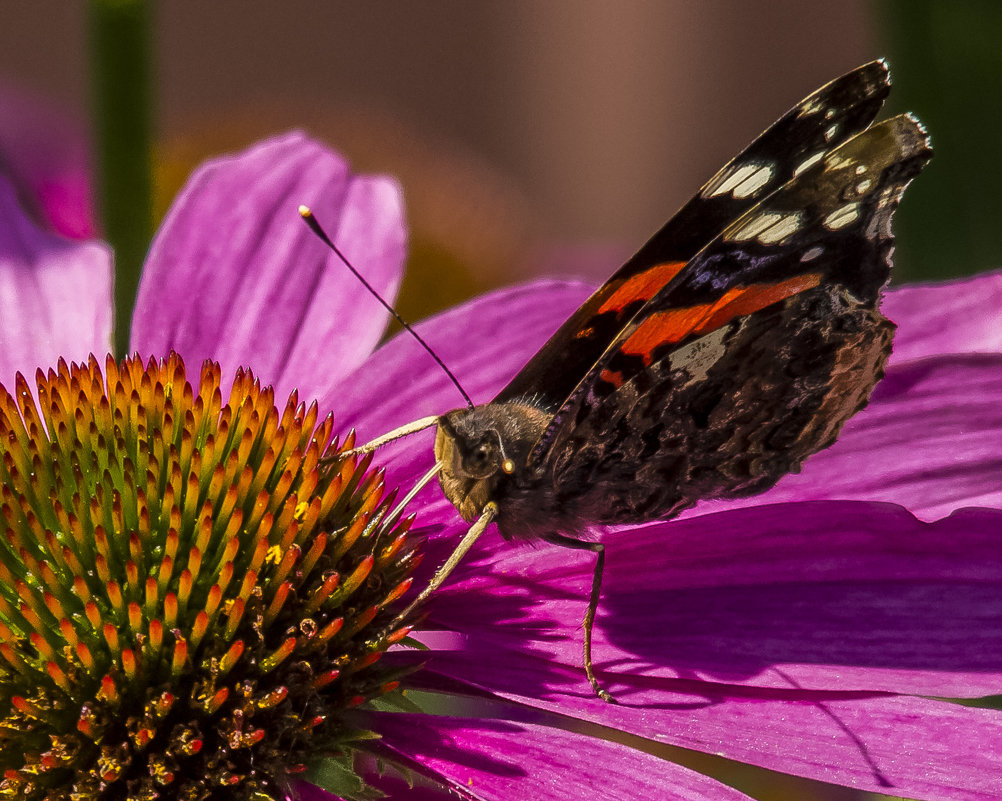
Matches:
[[462, 438, 500, 478], [471, 442, 493, 467]]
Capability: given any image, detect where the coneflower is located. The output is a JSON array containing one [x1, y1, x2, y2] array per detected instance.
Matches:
[[0, 354, 420, 799]]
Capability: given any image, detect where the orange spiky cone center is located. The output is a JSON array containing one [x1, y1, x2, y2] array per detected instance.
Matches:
[[0, 354, 421, 801]]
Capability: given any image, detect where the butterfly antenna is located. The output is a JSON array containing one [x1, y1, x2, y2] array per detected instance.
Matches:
[[299, 205, 474, 409]]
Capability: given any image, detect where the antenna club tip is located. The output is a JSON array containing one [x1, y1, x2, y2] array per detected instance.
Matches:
[[298, 205, 312, 218]]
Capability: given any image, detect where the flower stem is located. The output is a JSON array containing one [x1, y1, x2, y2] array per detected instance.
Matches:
[[88, 0, 155, 357]]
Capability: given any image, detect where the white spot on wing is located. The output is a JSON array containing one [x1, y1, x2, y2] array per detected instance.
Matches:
[[733, 164, 775, 199], [757, 212, 803, 244], [669, 326, 729, 388], [824, 124, 839, 141], [704, 161, 775, 199], [801, 245, 824, 262], [793, 151, 824, 177], [799, 98, 823, 116], [824, 203, 860, 230], [856, 178, 873, 194], [826, 154, 852, 171], [727, 212, 780, 240], [727, 210, 803, 245]]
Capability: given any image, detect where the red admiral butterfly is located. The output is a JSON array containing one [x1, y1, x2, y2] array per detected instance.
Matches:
[[305, 60, 932, 702]]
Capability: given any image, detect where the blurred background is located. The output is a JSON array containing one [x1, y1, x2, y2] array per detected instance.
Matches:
[[2, 1, 1000, 326], [2, 1, 1001, 325], [0, 4, 998, 800]]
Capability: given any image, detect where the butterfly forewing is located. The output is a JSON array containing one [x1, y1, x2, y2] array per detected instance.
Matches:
[[534, 113, 931, 525], [496, 59, 893, 411]]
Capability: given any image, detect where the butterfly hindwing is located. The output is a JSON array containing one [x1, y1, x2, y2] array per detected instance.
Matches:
[[534, 113, 931, 526], [496, 60, 893, 411]]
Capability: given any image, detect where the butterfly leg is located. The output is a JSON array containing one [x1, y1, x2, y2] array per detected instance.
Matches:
[[383, 462, 442, 528], [326, 415, 440, 464], [544, 533, 615, 703], [381, 502, 498, 637]]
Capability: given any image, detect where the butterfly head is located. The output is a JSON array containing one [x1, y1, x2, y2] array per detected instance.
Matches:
[[434, 401, 550, 522]]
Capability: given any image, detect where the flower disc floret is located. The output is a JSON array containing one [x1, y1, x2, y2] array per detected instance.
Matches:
[[0, 353, 420, 801]]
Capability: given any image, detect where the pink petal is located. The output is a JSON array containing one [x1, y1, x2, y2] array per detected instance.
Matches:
[[885, 270, 1002, 363], [704, 354, 1002, 519], [0, 83, 97, 239], [0, 179, 111, 384], [373, 713, 755, 801], [132, 132, 405, 399], [426, 502, 1002, 698], [410, 504, 1002, 801], [334, 280, 593, 428], [410, 662, 1002, 801]]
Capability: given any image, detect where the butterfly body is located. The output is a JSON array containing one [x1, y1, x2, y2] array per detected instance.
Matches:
[[437, 280, 894, 540]]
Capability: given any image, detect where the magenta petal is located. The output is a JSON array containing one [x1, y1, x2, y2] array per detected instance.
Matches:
[[701, 354, 1002, 519], [413, 504, 1002, 800], [429, 503, 1002, 698], [416, 655, 1002, 801], [0, 179, 111, 384], [131, 132, 405, 398], [885, 270, 1002, 363], [410, 666, 1002, 801], [373, 713, 754, 801], [0, 84, 97, 239], [333, 280, 593, 429]]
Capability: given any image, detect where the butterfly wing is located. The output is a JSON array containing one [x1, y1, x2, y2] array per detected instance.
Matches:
[[496, 60, 893, 410], [534, 113, 931, 526]]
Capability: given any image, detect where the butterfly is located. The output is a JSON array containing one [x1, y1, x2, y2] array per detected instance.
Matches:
[[304, 59, 932, 702]]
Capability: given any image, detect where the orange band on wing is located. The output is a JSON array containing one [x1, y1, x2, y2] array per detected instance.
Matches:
[[597, 261, 687, 314], [620, 307, 715, 365], [694, 273, 821, 336], [620, 273, 822, 364]]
